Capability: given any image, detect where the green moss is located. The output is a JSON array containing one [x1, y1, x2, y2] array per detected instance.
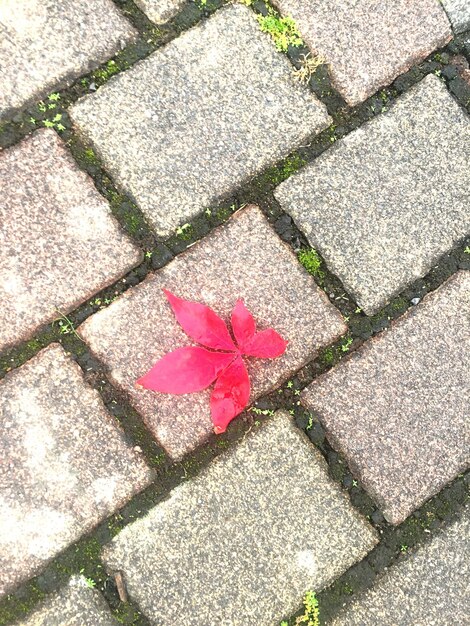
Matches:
[[0, 584, 45, 624], [319, 346, 335, 366], [298, 248, 324, 280], [257, 9, 303, 53], [261, 154, 306, 186], [93, 59, 121, 83]]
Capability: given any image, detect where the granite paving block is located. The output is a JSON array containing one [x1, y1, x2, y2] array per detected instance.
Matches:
[[302, 271, 470, 525], [441, 0, 470, 34], [270, 0, 451, 105], [135, 0, 186, 24], [0, 0, 136, 119], [0, 129, 142, 353], [331, 505, 470, 625], [70, 4, 331, 237], [18, 576, 118, 626], [102, 411, 378, 626], [0, 344, 153, 597], [275, 75, 470, 315], [79, 205, 346, 460]]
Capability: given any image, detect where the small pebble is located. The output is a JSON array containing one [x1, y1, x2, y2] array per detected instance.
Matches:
[[411, 297, 421, 305]]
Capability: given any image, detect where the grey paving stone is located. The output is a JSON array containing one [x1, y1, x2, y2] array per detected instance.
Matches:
[[79, 205, 346, 460], [135, 0, 186, 24], [70, 4, 331, 237], [330, 505, 470, 625], [270, 0, 451, 105], [275, 75, 470, 315], [0, 0, 136, 119], [302, 271, 470, 525], [102, 411, 378, 626], [0, 129, 142, 353], [441, 0, 470, 34], [0, 344, 153, 598], [17, 576, 118, 626]]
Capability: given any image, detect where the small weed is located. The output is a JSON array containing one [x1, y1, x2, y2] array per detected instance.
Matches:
[[257, 9, 303, 53], [84, 577, 96, 588], [53, 311, 80, 338], [306, 415, 313, 430], [249, 407, 275, 417], [340, 335, 353, 352], [400, 544, 408, 553], [295, 591, 320, 626], [176, 223, 194, 240], [298, 248, 324, 280], [294, 53, 325, 83], [43, 113, 66, 132], [464, 246, 470, 254]]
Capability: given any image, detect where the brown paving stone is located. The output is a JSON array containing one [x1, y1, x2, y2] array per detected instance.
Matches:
[[69, 4, 331, 237], [0, 129, 142, 353], [302, 272, 470, 525], [18, 576, 118, 626], [270, 0, 451, 105], [79, 205, 347, 460], [102, 412, 378, 626], [331, 506, 470, 625], [135, 0, 187, 24], [275, 75, 470, 315], [0, 0, 136, 119], [0, 343, 153, 598]]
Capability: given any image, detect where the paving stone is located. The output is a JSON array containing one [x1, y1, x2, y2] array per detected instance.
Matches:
[[102, 411, 378, 626], [0, 129, 142, 353], [135, 0, 186, 24], [441, 0, 470, 34], [70, 4, 331, 237], [270, 0, 451, 105], [301, 271, 470, 525], [0, 0, 136, 119], [331, 505, 470, 625], [0, 344, 153, 598], [79, 205, 346, 460], [18, 576, 118, 626], [275, 75, 470, 315]]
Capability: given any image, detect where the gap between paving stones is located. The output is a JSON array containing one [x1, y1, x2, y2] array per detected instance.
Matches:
[[1, 2, 469, 624]]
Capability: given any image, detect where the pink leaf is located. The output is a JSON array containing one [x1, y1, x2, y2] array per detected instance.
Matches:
[[136, 347, 235, 394], [164, 289, 236, 352], [231, 299, 256, 349], [210, 356, 250, 434], [242, 328, 288, 358]]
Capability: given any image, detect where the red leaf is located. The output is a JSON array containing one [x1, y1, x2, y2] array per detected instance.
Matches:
[[210, 356, 250, 434], [242, 328, 288, 358], [164, 290, 237, 352], [136, 347, 235, 394], [231, 299, 256, 349]]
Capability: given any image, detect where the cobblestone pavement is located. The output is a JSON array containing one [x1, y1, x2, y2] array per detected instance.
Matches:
[[0, 1, 469, 625]]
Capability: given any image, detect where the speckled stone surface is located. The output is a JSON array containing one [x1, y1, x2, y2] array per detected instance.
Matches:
[[70, 4, 331, 237], [79, 205, 346, 460], [270, 0, 451, 105], [134, 0, 186, 24], [442, 0, 470, 34], [275, 75, 470, 315], [302, 271, 470, 526], [17, 576, 118, 626], [0, 0, 136, 119], [102, 411, 378, 626], [0, 344, 153, 598], [0, 129, 142, 353], [331, 506, 470, 625]]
